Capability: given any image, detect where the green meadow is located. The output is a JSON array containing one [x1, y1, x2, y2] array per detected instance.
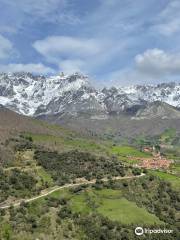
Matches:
[[111, 145, 151, 157], [70, 188, 161, 225], [97, 197, 161, 224]]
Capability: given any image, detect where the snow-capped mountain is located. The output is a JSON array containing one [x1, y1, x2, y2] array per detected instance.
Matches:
[[101, 82, 180, 114], [0, 72, 180, 118], [0, 72, 104, 116]]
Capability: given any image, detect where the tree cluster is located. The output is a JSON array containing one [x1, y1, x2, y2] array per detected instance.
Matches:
[[34, 150, 126, 185]]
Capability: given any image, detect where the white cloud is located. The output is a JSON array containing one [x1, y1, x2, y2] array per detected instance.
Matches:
[[153, 0, 180, 36], [33, 36, 103, 60], [135, 48, 180, 76], [33, 35, 108, 73], [105, 48, 180, 86], [0, 35, 14, 59], [0, 63, 54, 74], [155, 19, 180, 36]]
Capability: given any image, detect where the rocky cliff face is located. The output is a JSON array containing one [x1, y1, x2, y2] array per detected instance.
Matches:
[[0, 72, 180, 119], [0, 72, 104, 116]]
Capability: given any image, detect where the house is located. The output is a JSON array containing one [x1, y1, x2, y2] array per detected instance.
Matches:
[[143, 147, 153, 153]]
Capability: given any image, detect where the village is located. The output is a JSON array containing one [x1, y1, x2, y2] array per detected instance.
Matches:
[[133, 146, 173, 170]]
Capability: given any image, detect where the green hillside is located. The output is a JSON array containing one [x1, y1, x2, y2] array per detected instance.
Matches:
[[0, 109, 179, 240]]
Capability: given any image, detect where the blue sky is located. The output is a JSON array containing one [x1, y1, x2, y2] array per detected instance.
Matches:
[[0, 0, 180, 86]]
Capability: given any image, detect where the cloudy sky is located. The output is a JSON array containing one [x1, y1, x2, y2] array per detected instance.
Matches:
[[0, 0, 180, 86]]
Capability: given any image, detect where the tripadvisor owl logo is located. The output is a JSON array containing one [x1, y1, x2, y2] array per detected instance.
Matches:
[[135, 227, 144, 236], [135, 226, 173, 236]]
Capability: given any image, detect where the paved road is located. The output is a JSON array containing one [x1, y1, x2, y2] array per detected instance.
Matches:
[[0, 173, 145, 209]]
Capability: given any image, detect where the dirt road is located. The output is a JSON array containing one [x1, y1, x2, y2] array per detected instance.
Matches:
[[0, 173, 145, 209]]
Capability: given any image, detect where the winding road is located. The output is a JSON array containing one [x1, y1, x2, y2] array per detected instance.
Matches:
[[0, 173, 145, 209]]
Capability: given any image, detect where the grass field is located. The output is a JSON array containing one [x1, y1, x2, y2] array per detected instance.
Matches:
[[70, 194, 92, 214], [97, 197, 161, 224], [70, 188, 162, 224], [110, 146, 151, 164]]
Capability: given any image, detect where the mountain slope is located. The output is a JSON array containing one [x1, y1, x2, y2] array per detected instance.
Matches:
[[0, 105, 77, 144], [0, 72, 180, 119], [0, 72, 105, 117], [0, 105, 48, 141], [120, 82, 180, 108], [133, 101, 180, 119]]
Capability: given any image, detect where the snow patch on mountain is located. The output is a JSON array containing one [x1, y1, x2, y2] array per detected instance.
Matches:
[[0, 72, 97, 116], [0, 72, 180, 117]]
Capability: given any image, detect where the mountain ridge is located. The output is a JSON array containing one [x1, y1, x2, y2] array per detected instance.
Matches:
[[0, 72, 180, 119]]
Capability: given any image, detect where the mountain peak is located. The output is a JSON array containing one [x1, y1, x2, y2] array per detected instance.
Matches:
[[0, 72, 180, 118], [0, 72, 94, 116]]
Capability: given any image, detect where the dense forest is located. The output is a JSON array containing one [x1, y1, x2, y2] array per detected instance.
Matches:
[[34, 149, 127, 184]]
